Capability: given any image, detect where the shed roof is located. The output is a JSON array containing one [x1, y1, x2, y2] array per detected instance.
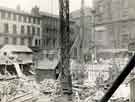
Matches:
[[98, 48, 128, 53], [37, 58, 60, 70], [0, 45, 32, 53]]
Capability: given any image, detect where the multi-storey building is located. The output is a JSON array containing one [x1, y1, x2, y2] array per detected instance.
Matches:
[[39, 11, 76, 59], [0, 5, 76, 61], [94, 0, 135, 58], [40, 12, 59, 51], [0, 6, 42, 50]]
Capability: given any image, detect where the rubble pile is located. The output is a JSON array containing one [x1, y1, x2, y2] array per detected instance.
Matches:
[[80, 87, 96, 100], [39, 79, 61, 95], [40, 79, 56, 94], [0, 78, 39, 102]]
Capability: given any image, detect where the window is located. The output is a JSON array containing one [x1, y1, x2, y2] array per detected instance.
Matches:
[[21, 25, 25, 34], [18, 15, 22, 21], [7, 12, 11, 20], [13, 14, 17, 20], [37, 28, 40, 35], [121, 34, 129, 42], [43, 40, 46, 48], [123, 0, 128, 9], [27, 26, 31, 34], [23, 16, 27, 22], [28, 38, 32, 46], [33, 18, 36, 24], [21, 38, 25, 45], [28, 17, 31, 23], [37, 19, 40, 24], [99, 5, 104, 13], [53, 39, 56, 47], [13, 24, 17, 33], [46, 27, 50, 33], [32, 27, 35, 35], [39, 40, 41, 46], [35, 39, 38, 46], [46, 38, 50, 46], [121, 34, 129, 48], [13, 37, 17, 44], [46, 28, 48, 33], [1, 11, 6, 19], [4, 23, 9, 33], [4, 37, 9, 44]]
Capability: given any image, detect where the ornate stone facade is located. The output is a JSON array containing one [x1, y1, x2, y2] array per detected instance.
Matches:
[[94, 0, 135, 57]]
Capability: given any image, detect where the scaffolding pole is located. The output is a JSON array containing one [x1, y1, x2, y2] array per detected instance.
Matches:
[[59, 0, 72, 95]]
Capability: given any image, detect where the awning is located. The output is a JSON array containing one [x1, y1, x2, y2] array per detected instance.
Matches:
[[0, 45, 32, 53]]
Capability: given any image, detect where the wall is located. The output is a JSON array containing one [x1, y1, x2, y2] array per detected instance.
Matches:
[[35, 69, 56, 82]]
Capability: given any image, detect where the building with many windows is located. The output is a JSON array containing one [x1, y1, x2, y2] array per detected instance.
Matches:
[[40, 12, 59, 51], [94, 0, 135, 59], [39, 11, 76, 59], [0, 6, 42, 50], [0, 5, 77, 62]]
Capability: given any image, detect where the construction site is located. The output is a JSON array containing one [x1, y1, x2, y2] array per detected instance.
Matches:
[[0, 0, 135, 102]]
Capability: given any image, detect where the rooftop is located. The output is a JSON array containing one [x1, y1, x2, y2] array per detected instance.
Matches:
[[0, 6, 40, 18], [40, 11, 59, 18]]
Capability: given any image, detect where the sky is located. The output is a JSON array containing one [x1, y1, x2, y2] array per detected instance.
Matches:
[[0, 0, 93, 14]]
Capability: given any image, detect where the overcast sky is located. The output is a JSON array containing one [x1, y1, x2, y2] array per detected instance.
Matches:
[[0, 0, 93, 14]]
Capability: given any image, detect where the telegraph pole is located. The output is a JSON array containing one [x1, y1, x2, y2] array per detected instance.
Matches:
[[59, 0, 72, 99]]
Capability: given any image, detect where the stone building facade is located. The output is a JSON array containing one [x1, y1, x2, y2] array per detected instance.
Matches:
[[40, 12, 60, 51], [0, 6, 42, 49], [94, 0, 135, 58], [0, 6, 77, 61], [40, 11, 76, 59]]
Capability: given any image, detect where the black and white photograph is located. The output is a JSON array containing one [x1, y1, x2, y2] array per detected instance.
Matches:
[[0, 0, 133, 102]]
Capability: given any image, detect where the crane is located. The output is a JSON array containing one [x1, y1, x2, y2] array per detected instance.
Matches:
[[70, 0, 85, 63], [79, 0, 85, 62]]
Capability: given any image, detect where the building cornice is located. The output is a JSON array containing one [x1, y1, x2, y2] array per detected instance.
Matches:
[[0, 6, 41, 18], [95, 18, 135, 26], [0, 33, 33, 38]]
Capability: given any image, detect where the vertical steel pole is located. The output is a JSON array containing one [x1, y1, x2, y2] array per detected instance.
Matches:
[[59, 0, 72, 95]]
